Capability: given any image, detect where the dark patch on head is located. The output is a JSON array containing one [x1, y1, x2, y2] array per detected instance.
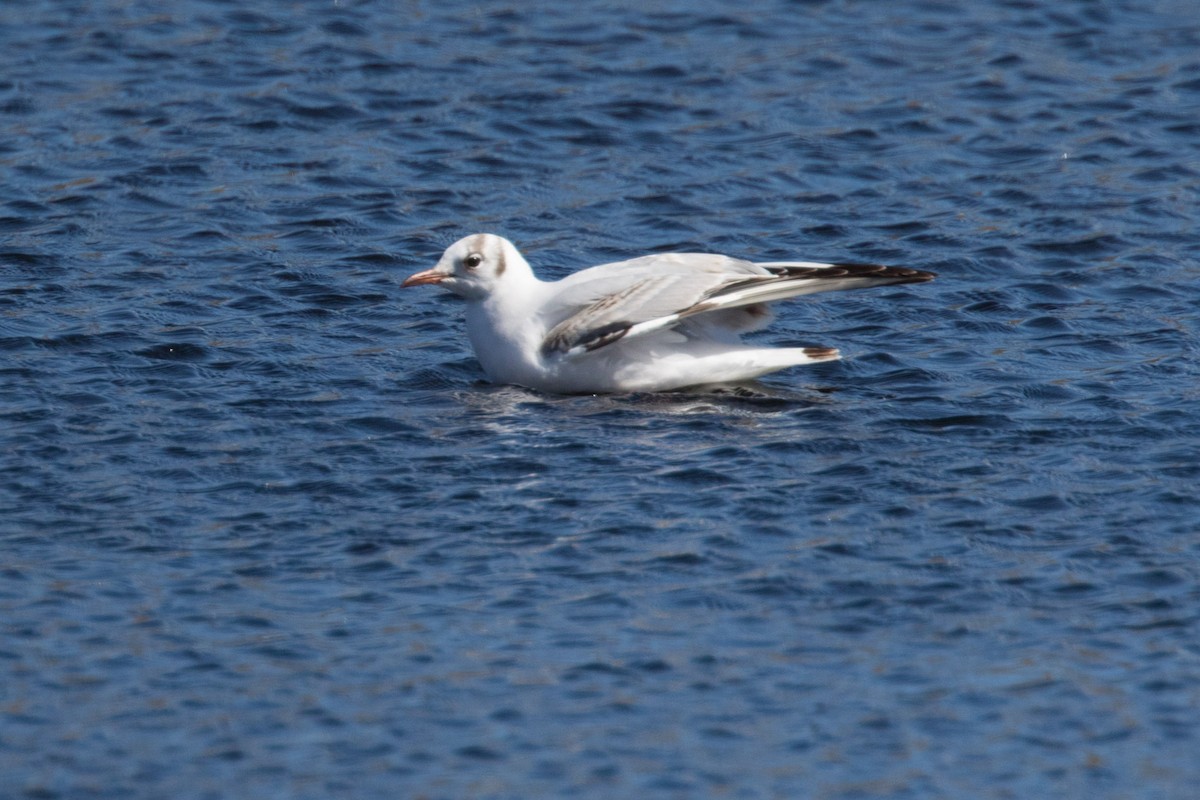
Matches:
[[495, 244, 506, 277]]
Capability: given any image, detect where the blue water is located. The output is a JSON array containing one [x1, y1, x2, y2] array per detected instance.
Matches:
[[3, 1, 1199, 798]]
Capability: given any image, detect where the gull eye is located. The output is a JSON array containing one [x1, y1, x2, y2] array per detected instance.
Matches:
[[463, 253, 483, 270]]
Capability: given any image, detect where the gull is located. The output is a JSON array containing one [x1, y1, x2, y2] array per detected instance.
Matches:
[[402, 233, 935, 394]]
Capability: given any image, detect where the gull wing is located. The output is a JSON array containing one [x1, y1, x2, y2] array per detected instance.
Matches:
[[541, 254, 935, 358]]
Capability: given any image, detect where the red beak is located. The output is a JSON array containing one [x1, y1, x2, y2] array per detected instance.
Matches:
[[401, 269, 445, 288]]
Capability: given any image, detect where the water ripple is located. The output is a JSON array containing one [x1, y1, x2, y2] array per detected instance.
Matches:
[[3, 1, 1200, 798]]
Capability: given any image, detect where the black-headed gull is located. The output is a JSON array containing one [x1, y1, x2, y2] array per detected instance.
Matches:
[[403, 234, 935, 394]]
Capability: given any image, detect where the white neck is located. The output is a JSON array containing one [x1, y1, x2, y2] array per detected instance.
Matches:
[[464, 264, 551, 385]]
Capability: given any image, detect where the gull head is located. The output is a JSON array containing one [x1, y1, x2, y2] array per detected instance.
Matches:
[[402, 233, 524, 301]]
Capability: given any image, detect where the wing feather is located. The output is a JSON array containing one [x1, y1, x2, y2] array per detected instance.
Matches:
[[688, 262, 936, 312], [541, 255, 935, 358]]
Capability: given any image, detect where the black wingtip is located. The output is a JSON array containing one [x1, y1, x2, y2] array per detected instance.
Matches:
[[764, 262, 937, 284], [827, 262, 937, 283], [804, 346, 840, 361]]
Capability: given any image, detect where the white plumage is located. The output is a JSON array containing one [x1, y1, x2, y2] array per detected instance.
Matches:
[[402, 233, 935, 394]]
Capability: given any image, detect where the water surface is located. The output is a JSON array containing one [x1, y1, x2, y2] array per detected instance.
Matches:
[[2, 1, 1199, 798]]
